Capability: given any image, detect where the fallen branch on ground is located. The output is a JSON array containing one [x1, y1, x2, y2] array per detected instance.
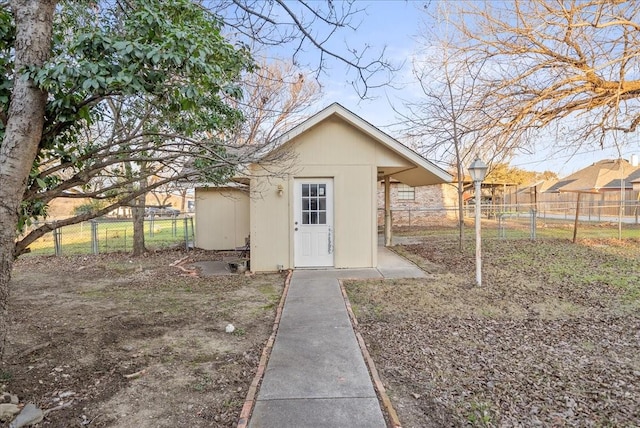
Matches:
[[18, 342, 51, 359], [44, 400, 74, 416], [123, 368, 147, 379]]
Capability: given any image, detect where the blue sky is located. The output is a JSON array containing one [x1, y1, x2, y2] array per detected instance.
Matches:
[[316, 1, 422, 126], [301, 1, 639, 178]]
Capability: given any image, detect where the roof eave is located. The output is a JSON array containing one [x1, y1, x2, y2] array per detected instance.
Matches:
[[263, 103, 452, 184]]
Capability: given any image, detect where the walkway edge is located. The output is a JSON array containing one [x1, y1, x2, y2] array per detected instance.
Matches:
[[339, 280, 403, 428], [237, 270, 293, 428]]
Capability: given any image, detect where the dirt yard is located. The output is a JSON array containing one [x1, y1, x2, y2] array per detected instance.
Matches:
[[345, 237, 640, 427], [5, 237, 639, 428], [3, 250, 284, 427]]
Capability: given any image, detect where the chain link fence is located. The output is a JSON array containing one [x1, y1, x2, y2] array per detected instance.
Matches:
[[380, 200, 640, 242], [22, 216, 195, 256], [20, 199, 640, 257]]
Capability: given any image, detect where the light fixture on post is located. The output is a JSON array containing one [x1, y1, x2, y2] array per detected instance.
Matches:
[[468, 157, 488, 287]]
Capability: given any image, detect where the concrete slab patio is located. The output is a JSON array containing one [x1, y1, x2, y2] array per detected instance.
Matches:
[[192, 246, 425, 279], [247, 248, 424, 428], [377, 246, 426, 278], [189, 260, 235, 276]]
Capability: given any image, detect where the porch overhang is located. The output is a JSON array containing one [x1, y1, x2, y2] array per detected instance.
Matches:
[[377, 165, 451, 187]]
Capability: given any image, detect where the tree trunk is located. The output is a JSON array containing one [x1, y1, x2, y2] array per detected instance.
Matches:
[[455, 153, 465, 252], [572, 192, 582, 243], [0, 0, 56, 359], [179, 188, 187, 212], [458, 175, 465, 252], [132, 179, 147, 256]]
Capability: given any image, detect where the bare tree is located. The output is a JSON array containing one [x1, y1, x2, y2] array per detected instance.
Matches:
[[398, 49, 475, 249], [441, 0, 640, 150], [211, 0, 395, 97], [230, 59, 322, 147], [396, 34, 511, 250]]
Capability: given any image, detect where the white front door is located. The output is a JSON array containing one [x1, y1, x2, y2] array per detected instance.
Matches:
[[294, 179, 334, 267]]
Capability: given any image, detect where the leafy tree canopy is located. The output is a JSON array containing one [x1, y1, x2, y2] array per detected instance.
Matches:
[[0, 0, 254, 233], [486, 163, 558, 186]]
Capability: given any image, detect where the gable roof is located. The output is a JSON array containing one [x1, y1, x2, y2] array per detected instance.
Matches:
[[262, 103, 452, 186], [517, 179, 559, 194], [625, 167, 640, 185], [546, 159, 640, 193]]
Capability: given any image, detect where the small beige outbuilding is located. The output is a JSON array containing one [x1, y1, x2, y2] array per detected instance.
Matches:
[[194, 185, 249, 251], [195, 103, 451, 272]]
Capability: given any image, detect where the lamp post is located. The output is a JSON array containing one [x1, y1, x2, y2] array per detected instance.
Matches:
[[469, 157, 488, 286]]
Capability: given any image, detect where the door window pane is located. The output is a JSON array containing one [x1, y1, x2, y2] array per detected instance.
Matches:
[[300, 182, 328, 225]]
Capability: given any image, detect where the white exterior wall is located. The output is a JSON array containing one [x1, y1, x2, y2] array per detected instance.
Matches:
[[250, 116, 413, 272], [194, 187, 249, 250]]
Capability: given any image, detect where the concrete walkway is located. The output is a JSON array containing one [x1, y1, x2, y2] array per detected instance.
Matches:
[[248, 248, 424, 428], [376, 246, 426, 278]]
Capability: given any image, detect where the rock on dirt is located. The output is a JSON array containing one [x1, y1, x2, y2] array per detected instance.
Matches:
[[9, 403, 44, 428]]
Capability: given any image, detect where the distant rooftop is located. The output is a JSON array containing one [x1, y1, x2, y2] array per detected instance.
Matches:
[[546, 158, 640, 193]]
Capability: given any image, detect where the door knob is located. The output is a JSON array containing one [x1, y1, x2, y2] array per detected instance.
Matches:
[[294, 227, 298, 231]]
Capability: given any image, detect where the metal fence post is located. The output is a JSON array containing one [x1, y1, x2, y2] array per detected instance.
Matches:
[[598, 200, 602, 221], [53, 223, 61, 256], [91, 220, 99, 255], [530, 209, 537, 241], [183, 217, 189, 250], [498, 214, 506, 239], [149, 215, 155, 237], [190, 217, 195, 247]]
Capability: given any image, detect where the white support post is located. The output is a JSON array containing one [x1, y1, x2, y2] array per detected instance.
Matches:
[[384, 176, 392, 247], [475, 180, 482, 286]]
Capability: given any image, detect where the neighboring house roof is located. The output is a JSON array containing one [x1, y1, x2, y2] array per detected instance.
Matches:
[[626, 168, 640, 186], [261, 102, 452, 186], [546, 159, 640, 193], [518, 179, 559, 194]]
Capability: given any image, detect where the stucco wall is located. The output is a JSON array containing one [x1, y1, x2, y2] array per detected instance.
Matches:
[[250, 117, 411, 272], [194, 187, 249, 250]]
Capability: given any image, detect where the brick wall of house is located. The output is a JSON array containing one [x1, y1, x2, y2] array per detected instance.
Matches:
[[377, 182, 458, 227]]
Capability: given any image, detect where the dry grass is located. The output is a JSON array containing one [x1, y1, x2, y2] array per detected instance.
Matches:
[[345, 237, 640, 427]]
